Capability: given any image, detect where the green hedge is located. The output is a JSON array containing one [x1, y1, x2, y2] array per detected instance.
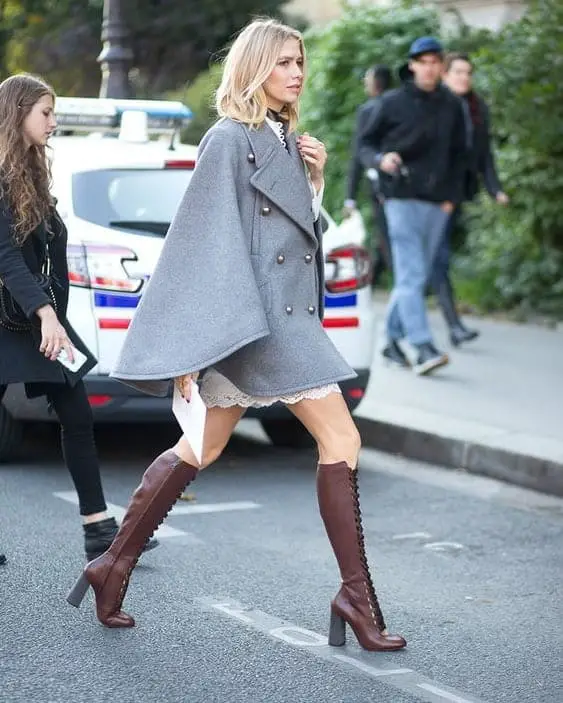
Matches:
[[458, 0, 563, 318]]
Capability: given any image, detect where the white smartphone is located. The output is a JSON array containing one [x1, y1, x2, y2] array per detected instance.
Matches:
[[57, 346, 88, 373]]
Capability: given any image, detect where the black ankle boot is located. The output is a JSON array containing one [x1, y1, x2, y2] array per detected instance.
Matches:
[[83, 518, 159, 562], [450, 324, 480, 347]]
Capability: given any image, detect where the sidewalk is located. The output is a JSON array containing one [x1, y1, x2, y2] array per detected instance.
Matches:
[[355, 298, 563, 497]]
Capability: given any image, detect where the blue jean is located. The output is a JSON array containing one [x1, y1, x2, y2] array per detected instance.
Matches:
[[384, 199, 449, 346]]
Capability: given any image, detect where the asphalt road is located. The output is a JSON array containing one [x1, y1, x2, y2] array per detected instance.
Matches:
[[1, 420, 562, 703]]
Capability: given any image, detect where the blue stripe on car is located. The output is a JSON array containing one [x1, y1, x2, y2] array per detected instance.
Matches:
[[94, 292, 140, 308], [94, 291, 357, 309], [324, 293, 357, 308]]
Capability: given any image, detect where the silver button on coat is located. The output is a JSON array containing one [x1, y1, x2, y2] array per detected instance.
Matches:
[[261, 206, 271, 216], [277, 254, 285, 264], [304, 253, 313, 263], [308, 305, 316, 315], [285, 305, 293, 315]]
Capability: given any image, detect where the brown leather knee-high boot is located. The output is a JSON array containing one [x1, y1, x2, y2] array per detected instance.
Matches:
[[317, 461, 406, 651], [67, 450, 198, 628]]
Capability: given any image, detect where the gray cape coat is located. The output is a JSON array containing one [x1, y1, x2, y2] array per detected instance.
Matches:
[[111, 118, 355, 397]]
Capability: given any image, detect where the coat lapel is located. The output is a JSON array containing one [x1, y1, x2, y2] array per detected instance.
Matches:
[[245, 123, 317, 244]]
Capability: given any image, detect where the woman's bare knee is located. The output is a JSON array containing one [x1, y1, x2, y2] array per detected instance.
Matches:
[[318, 424, 361, 467], [288, 392, 362, 467]]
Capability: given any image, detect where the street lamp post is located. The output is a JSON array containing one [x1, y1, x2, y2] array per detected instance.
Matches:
[[98, 0, 134, 98]]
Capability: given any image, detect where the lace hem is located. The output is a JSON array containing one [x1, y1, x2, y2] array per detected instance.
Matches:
[[199, 369, 341, 408]]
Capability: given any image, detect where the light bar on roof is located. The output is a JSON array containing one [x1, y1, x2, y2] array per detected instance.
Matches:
[[54, 97, 192, 134], [55, 97, 118, 129]]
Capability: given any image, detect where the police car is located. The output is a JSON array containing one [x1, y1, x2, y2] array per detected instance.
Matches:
[[0, 98, 375, 456]]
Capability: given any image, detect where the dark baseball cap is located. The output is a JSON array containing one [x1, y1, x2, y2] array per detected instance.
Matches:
[[408, 36, 444, 59]]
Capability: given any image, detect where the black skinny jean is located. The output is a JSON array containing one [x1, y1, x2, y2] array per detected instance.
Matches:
[[0, 381, 107, 515]]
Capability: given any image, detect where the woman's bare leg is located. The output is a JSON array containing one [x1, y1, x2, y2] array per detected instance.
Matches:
[[287, 391, 361, 468], [172, 405, 246, 469]]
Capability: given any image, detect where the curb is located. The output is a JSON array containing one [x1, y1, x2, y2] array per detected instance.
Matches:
[[355, 416, 563, 498]]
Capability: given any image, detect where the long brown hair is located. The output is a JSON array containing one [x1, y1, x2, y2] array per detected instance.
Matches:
[[0, 74, 56, 244]]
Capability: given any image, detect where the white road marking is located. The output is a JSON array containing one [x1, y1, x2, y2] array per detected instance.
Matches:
[[333, 653, 412, 677], [53, 491, 196, 540], [170, 501, 260, 516], [417, 682, 477, 703], [424, 542, 465, 553], [270, 626, 327, 647], [197, 597, 490, 703], [392, 532, 432, 541]]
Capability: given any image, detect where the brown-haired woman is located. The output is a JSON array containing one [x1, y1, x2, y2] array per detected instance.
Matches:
[[0, 74, 157, 563], [67, 19, 406, 652], [431, 52, 509, 346]]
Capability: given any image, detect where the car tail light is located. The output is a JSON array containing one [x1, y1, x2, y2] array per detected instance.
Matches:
[[88, 395, 112, 407], [164, 159, 195, 169], [67, 243, 143, 293], [325, 245, 372, 293]]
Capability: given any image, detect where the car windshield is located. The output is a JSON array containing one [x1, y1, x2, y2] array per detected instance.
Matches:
[[72, 168, 194, 236]]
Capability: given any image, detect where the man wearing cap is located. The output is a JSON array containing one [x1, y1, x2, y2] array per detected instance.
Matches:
[[359, 36, 467, 375]]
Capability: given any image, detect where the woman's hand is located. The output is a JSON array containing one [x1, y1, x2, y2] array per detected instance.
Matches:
[[37, 305, 74, 362], [297, 133, 327, 192], [175, 372, 200, 402]]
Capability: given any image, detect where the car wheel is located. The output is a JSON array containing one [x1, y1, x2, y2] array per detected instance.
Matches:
[[0, 404, 22, 463], [260, 418, 315, 449]]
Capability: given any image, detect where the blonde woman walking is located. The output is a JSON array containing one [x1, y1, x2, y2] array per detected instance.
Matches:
[[67, 19, 406, 652]]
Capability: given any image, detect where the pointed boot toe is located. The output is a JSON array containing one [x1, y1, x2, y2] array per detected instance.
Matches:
[[382, 633, 407, 650], [104, 611, 135, 628]]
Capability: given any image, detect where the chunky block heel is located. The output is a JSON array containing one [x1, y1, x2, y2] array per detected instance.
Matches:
[[328, 610, 346, 646], [67, 573, 90, 608]]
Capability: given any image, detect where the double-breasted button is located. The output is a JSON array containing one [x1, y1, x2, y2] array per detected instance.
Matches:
[[308, 305, 316, 315], [277, 254, 285, 264], [247, 153, 255, 163], [304, 253, 313, 264], [261, 206, 271, 216], [285, 305, 293, 315]]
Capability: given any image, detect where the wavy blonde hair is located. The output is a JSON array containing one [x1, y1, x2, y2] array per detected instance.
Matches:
[[0, 74, 55, 244], [216, 18, 305, 132]]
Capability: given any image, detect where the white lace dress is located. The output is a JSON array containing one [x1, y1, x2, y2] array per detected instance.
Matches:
[[199, 117, 341, 409]]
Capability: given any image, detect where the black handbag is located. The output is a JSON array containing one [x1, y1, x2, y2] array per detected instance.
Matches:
[[0, 239, 59, 333]]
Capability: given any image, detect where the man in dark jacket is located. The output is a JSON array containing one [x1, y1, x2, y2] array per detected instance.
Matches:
[[359, 36, 467, 375], [344, 65, 393, 284]]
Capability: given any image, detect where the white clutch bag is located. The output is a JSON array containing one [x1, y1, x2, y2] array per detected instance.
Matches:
[[172, 383, 207, 465]]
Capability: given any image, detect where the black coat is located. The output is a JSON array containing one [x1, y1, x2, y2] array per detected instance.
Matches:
[[462, 92, 502, 201], [0, 196, 94, 396], [359, 82, 467, 204]]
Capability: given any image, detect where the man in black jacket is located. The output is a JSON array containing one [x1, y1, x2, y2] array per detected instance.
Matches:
[[344, 65, 393, 285], [359, 37, 467, 375]]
